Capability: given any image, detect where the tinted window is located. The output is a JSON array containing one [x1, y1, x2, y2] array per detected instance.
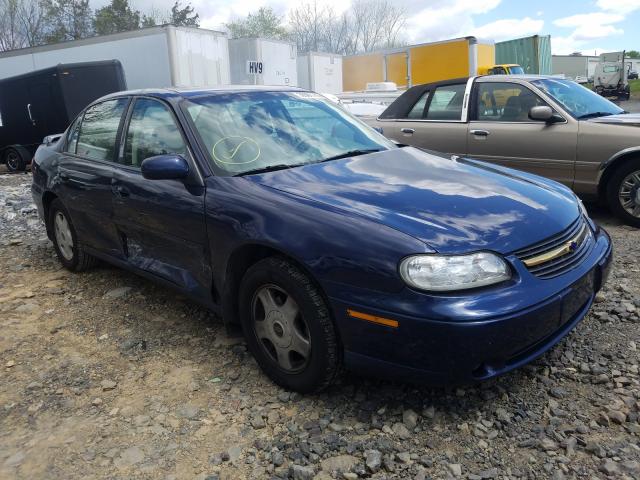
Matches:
[[76, 99, 127, 161], [124, 98, 186, 167], [475, 83, 547, 122], [425, 84, 465, 120], [407, 91, 429, 119], [65, 115, 83, 154]]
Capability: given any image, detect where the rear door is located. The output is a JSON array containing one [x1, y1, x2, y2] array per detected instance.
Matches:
[[57, 97, 129, 257], [111, 97, 210, 296], [378, 82, 469, 155], [467, 81, 577, 186]]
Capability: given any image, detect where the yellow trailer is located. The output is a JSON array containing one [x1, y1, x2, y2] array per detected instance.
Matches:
[[343, 37, 496, 92]]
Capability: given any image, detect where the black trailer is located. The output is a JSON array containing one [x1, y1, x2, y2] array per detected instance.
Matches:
[[0, 60, 126, 172]]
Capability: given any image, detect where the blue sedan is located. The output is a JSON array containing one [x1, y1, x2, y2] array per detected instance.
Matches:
[[31, 87, 613, 392]]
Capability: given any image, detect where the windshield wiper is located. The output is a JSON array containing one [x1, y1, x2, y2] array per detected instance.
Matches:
[[577, 112, 616, 120], [235, 163, 304, 176], [235, 149, 383, 176], [315, 148, 383, 164]]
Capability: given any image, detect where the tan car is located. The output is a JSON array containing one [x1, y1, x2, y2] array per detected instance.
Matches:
[[369, 75, 640, 226]]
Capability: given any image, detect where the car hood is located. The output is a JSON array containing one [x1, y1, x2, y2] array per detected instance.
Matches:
[[587, 113, 640, 125], [247, 147, 580, 254]]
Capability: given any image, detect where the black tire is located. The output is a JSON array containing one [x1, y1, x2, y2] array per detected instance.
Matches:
[[238, 256, 340, 393], [48, 199, 98, 271], [606, 159, 640, 227], [3, 147, 27, 173]]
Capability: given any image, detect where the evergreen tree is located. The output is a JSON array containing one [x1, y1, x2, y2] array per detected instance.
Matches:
[[94, 0, 141, 35]]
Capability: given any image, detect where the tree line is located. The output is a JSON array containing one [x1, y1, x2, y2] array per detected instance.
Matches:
[[226, 0, 407, 56], [0, 0, 405, 55], [0, 0, 199, 51]]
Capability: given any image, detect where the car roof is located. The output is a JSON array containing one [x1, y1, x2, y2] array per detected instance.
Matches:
[[408, 74, 566, 90], [98, 84, 307, 102], [475, 74, 560, 82]]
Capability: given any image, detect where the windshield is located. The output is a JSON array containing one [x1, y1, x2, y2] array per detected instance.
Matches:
[[509, 66, 525, 75], [531, 78, 623, 118], [183, 91, 394, 176]]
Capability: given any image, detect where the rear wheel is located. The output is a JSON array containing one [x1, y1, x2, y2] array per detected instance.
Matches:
[[49, 199, 98, 271], [3, 147, 27, 173], [606, 159, 640, 227], [239, 256, 340, 392]]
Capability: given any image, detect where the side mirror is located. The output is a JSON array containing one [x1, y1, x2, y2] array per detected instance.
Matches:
[[529, 106, 563, 123], [141, 154, 190, 180]]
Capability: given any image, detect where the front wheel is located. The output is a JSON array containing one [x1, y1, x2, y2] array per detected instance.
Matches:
[[49, 199, 98, 271], [606, 159, 640, 227], [239, 257, 340, 392]]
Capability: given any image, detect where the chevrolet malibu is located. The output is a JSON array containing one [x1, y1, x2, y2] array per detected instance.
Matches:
[[32, 87, 613, 392]]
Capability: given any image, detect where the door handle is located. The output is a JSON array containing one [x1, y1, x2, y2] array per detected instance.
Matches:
[[27, 104, 35, 126], [400, 128, 415, 135], [470, 129, 490, 137], [112, 185, 130, 198]]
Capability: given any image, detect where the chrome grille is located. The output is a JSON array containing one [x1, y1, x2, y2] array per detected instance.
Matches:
[[514, 217, 593, 279]]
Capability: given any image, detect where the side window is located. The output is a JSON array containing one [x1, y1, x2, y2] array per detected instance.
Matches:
[[76, 99, 128, 161], [425, 84, 466, 120], [406, 91, 429, 119], [475, 83, 548, 122], [124, 98, 186, 168], [65, 115, 83, 154]]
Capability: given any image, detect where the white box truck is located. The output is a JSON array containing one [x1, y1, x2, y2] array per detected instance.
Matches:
[[0, 25, 230, 89], [229, 38, 298, 86], [297, 52, 343, 94]]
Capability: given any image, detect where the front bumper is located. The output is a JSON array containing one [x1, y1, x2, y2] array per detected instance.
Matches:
[[327, 227, 613, 385]]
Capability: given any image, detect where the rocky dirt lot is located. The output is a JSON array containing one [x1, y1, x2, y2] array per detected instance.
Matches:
[[1, 171, 639, 480]]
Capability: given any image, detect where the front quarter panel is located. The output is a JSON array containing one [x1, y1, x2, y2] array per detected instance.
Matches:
[[204, 175, 431, 297], [576, 121, 640, 196]]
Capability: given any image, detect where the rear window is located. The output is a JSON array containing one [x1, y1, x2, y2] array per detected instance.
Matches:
[[425, 84, 466, 120], [76, 99, 127, 161], [407, 91, 429, 119]]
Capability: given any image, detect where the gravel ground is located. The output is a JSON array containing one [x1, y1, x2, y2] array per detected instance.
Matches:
[[1, 170, 639, 480]]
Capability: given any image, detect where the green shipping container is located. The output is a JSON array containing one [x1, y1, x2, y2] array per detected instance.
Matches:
[[495, 35, 552, 75]]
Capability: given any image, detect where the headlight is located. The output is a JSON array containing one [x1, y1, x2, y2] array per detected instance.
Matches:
[[399, 252, 511, 292]]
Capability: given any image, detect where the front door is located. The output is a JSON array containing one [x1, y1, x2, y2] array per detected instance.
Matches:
[[57, 98, 129, 257], [467, 81, 578, 187], [111, 97, 210, 296]]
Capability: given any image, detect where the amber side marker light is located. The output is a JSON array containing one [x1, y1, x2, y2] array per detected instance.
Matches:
[[347, 309, 399, 328]]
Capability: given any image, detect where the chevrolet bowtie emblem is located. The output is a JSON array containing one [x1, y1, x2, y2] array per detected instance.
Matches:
[[523, 226, 586, 268]]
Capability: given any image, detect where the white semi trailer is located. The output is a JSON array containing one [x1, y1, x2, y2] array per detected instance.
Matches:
[[229, 38, 298, 86], [297, 52, 343, 94], [0, 25, 230, 89]]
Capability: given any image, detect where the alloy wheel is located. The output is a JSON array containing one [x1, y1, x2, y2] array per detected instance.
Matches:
[[6, 151, 19, 171], [251, 284, 311, 373], [54, 211, 74, 261], [618, 169, 640, 218]]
